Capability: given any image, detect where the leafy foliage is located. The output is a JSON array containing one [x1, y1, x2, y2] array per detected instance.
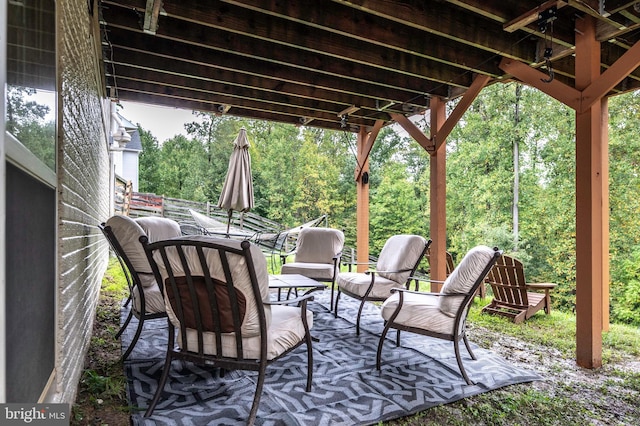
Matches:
[[135, 87, 640, 325], [6, 85, 55, 169]]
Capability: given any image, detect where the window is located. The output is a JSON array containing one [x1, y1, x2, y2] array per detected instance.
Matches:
[[6, 0, 56, 170]]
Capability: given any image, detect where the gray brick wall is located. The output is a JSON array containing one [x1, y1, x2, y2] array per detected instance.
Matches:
[[55, 0, 110, 403]]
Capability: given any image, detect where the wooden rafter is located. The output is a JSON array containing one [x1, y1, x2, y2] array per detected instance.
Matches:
[[355, 120, 384, 181], [143, 0, 163, 34]]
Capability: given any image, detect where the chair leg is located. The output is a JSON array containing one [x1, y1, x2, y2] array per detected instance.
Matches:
[[305, 331, 313, 392], [356, 298, 367, 336], [462, 334, 476, 360], [248, 363, 267, 426], [376, 322, 393, 370], [334, 291, 341, 318], [454, 339, 474, 385], [144, 347, 174, 417], [121, 315, 145, 361], [330, 282, 335, 312], [115, 308, 133, 339]]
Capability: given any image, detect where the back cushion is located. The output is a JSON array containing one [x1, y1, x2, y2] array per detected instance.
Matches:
[[165, 276, 246, 333], [295, 227, 345, 264], [438, 245, 495, 317], [136, 216, 181, 242], [376, 235, 427, 284], [106, 215, 150, 273], [154, 236, 270, 337]]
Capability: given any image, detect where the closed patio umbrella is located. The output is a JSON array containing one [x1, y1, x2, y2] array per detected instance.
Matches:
[[217, 128, 254, 234]]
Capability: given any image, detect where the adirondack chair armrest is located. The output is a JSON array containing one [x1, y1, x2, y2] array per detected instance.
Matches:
[[526, 283, 557, 293]]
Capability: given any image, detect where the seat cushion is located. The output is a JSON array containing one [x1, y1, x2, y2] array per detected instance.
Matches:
[[337, 272, 401, 299], [381, 291, 458, 335], [376, 235, 427, 284], [439, 245, 495, 317], [180, 305, 313, 360], [281, 262, 335, 281]]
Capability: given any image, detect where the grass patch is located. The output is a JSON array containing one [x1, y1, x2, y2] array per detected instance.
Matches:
[[72, 257, 131, 425]]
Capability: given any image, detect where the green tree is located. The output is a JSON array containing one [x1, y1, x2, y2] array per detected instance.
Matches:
[[138, 126, 161, 194], [157, 134, 208, 200], [6, 85, 55, 169]]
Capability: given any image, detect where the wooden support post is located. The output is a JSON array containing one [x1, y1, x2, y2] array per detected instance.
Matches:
[[356, 127, 370, 272], [429, 97, 447, 291], [574, 15, 605, 368]]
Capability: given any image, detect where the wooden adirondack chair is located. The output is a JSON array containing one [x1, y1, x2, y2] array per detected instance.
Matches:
[[483, 254, 556, 323]]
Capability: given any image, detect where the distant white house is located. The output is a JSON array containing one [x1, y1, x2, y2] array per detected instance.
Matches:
[[110, 112, 142, 192]]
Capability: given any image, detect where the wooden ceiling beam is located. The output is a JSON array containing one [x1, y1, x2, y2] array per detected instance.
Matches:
[[104, 1, 474, 90], [219, 0, 509, 78], [106, 64, 395, 123], [116, 89, 359, 132], [502, 0, 568, 33], [335, 0, 575, 55], [104, 29, 433, 110], [112, 78, 382, 129], [101, 6, 461, 105], [142, 0, 163, 34]]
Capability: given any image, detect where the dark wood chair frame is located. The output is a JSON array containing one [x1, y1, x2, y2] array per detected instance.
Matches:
[[335, 239, 432, 335], [99, 222, 168, 361], [376, 247, 502, 385], [141, 237, 314, 425]]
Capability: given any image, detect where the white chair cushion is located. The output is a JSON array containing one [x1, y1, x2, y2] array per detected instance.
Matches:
[[281, 262, 334, 280], [154, 236, 270, 338], [294, 227, 344, 264], [337, 272, 401, 299], [106, 215, 149, 273], [132, 282, 166, 315], [438, 245, 495, 317], [106, 215, 181, 282], [381, 291, 458, 335], [376, 235, 427, 284], [136, 216, 182, 242], [180, 305, 313, 360]]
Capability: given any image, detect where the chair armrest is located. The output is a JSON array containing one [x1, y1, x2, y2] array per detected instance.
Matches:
[[265, 292, 315, 307], [526, 283, 557, 291], [370, 267, 412, 275], [391, 288, 469, 297], [407, 275, 446, 284]]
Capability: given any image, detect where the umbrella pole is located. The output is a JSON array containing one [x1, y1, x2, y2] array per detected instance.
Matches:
[[226, 210, 232, 236]]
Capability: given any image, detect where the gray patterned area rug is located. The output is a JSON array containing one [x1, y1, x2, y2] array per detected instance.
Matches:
[[122, 290, 540, 425]]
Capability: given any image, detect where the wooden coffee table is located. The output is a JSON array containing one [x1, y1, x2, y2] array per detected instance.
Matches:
[[269, 274, 326, 301]]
